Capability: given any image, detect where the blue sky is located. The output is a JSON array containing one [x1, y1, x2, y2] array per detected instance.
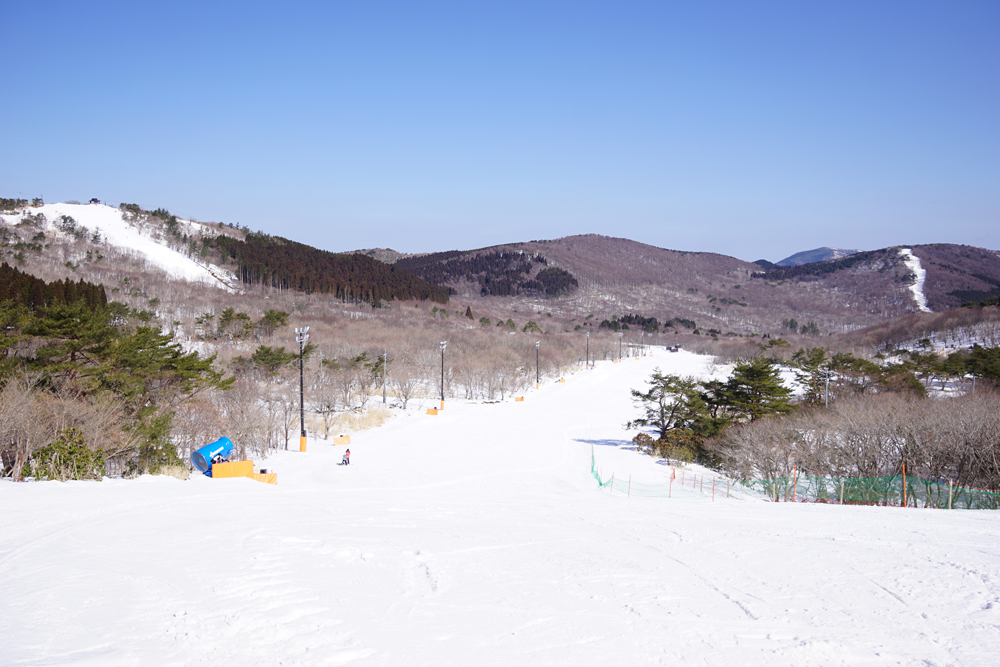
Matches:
[[3, 1, 998, 262]]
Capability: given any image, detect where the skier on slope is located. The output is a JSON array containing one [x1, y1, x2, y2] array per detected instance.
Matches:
[[342, 449, 350, 466]]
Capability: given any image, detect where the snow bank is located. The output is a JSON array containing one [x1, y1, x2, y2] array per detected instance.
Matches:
[[899, 247, 932, 312], [0, 203, 236, 289], [2, 351, 998, 665]]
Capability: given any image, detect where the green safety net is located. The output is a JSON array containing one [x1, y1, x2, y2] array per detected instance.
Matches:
[[590, 446, 733, 498], [591, 446, 1000, 509], [739, 474, 1000, 510]]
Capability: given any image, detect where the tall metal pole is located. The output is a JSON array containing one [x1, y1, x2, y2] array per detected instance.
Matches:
[[825, 370, 830, 408], [382, 348, 387, 405], [299, 344, 304, 435], [618, 331, 622, 361], [295, 326, 309, 452], [535, 340, 540, 389], [440, 341, 446, 410], [586, 331, 590, 369]]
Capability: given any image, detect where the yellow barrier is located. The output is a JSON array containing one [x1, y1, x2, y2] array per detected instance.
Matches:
[[515, 397, 524, 402], [211, 460, 254, 478], [248, 472, 278, 485], [333, 435, 351, 446], [558, 378, 566, 383], [427, 408, 438, 415], [299, 435, 307, 452], [211, 460, 277, 485]]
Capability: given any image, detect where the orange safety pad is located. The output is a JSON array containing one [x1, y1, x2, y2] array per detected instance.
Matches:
[[249, 472, 278, 485], [515, 397, 524, 402], [211, 460, 254, 478], [333, 435, 351, 445], [558, 379, 566, 383], [427, 408, 438, 415]]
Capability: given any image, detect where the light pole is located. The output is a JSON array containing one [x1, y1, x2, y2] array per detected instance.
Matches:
[[535, 340, 540, 389], [618, 331, 622, 362], [439, 341, 447, 410], [586, 331, 590, 370], [382, 348, 387, 405], [295, 326, 309, 452]]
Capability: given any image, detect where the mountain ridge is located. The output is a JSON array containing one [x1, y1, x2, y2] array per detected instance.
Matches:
[[5, 200, 1000, 337], [777, 247, 861, 267]]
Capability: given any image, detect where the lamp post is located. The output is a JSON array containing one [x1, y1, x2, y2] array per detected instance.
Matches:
[[535, 340, 540, 390], [618, 331, 622, 362], [382, 348, 387, 405], [295, 326, 309, 452], [586, 331, 590, 370], [439, 341, 447, 410]]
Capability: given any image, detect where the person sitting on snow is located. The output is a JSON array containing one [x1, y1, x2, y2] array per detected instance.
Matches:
[[342, 449, 350, 466]]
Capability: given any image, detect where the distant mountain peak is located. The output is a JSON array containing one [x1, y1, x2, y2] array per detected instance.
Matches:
[[777, 247, 861, 267]]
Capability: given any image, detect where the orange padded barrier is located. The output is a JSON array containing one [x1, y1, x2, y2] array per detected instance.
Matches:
[[333, 435, 351, 445], [211, 460, 254, 478], [212, 460, 276, 485], [427, 408, 438, 415], [249, 472, 278, 485], [515, 397, 524, 402]]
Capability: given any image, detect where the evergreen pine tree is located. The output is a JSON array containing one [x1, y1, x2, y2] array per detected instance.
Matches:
[[791, 347, 829, 405], [721, 357, 793, 422]]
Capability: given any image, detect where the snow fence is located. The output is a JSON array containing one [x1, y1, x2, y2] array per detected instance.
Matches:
[[740, 474, 1000, 510], [589, 447, 734, 499], [589, 448, 1000, 509]]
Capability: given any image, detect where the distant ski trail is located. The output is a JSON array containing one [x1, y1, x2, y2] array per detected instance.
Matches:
[[899, 247, 931, 312]]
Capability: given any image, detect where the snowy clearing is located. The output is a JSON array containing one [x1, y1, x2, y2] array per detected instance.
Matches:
[[2, 351, 999, 666], [0, 203, 235, 289]]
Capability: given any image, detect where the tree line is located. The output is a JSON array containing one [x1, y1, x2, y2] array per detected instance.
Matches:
[[396, 249, 578, 297], [752, 248, 898, 281], [0, 291, 231, 480], [209, 232, 450, 305], [629, 345, 1000, 493], [0, 262, 108, 312]]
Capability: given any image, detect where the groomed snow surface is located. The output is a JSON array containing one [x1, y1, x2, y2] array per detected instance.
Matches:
[[3, 352, 999, 666], [0, 203, 234, 289]]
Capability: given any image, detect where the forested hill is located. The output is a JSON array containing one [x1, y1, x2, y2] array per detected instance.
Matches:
[[209, 233, 449, 305], [0, 262, 108, 312], [396, 249, 579, 297], [752, 249, 899, 281]]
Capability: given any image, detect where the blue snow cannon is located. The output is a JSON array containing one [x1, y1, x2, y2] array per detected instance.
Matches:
[[191, 437, 234, 475]]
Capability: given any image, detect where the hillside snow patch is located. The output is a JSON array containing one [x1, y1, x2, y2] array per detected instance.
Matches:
[[1, 203, 236, 289], [899, 247, 931, 312]]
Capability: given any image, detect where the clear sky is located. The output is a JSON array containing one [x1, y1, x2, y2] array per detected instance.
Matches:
[[3, 1, 998, 262]]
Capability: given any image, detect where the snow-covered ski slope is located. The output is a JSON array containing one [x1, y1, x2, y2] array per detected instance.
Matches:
[[3, 352, 999, 666], [899, 247, 932, 313], [0, 203, 235, 289]]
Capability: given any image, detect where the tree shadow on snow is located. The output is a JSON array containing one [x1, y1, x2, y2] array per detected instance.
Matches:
[[574, 438, 637, 452]]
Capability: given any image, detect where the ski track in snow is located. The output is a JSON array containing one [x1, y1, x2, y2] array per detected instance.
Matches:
[[0, 203, 236, 290], [3, 352, 999, 666], [899, 247, 932, 312]]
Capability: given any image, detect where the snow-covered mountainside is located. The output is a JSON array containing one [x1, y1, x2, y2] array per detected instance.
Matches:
[[3, 352, 998, 665], [0, 203, 237, 290]]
